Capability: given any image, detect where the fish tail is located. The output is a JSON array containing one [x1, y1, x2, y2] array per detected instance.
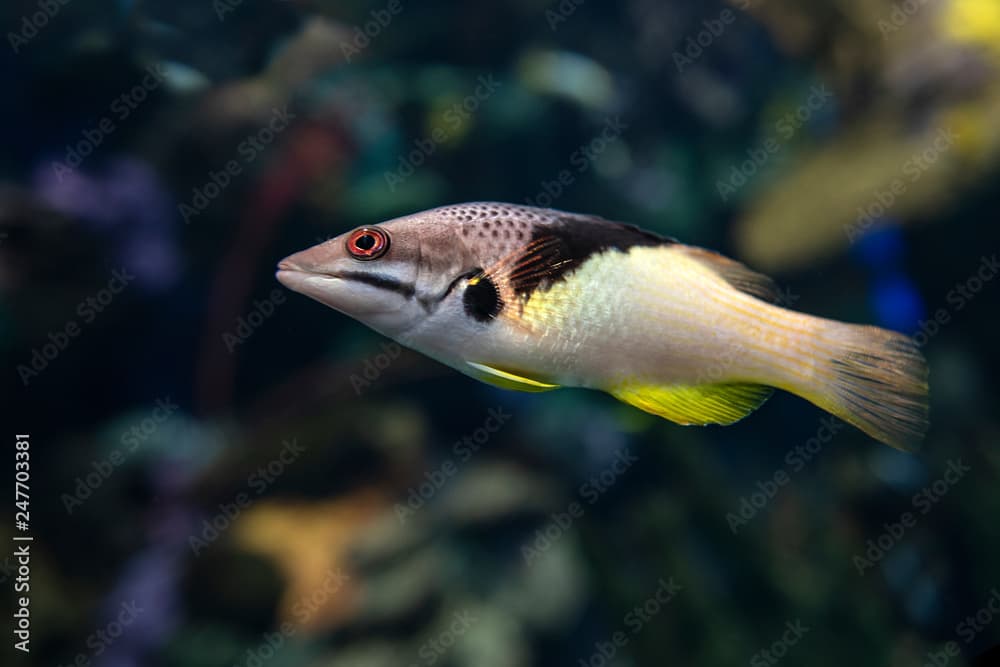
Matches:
[[778, 317, 929, 451]]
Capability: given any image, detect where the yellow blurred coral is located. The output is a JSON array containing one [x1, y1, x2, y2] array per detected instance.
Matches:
[[232, 487, 390, 634], [730, 0, 1000, 271], [945, 0, 1000, 57]]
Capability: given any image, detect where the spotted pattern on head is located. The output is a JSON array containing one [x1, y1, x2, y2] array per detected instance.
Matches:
[[440, 203, 541, 255]]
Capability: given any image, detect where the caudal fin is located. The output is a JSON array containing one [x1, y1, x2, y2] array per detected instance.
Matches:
[[799, 322, 929, 451]]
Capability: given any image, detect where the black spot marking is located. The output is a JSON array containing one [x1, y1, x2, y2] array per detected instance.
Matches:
[[463, 274, 503, 322], [520, 214, 675, 294]]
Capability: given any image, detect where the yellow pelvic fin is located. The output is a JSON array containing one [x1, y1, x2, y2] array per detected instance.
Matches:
[[465, 361, 560, 393], [610, 381, 773, 425]]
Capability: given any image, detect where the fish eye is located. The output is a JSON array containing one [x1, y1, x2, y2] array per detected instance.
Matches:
[[346, 227, 389, 260]]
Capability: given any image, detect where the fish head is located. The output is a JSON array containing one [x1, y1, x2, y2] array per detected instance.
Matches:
[[275, 206, 487, 338]]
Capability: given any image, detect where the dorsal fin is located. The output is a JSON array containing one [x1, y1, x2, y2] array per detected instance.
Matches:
[[675, 246, 779, 303]]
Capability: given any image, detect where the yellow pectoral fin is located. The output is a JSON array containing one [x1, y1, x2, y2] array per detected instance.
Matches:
[[465, 361, 560, 393], [610, 381, 773, 425]]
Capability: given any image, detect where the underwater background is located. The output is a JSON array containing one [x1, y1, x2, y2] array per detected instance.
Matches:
[[3, 0, 1000, 665]]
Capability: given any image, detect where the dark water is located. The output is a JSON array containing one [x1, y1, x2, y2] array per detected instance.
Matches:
[[4, 1, 1000, 666]]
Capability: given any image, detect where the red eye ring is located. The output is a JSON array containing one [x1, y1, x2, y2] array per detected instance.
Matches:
[[346, 227, 389, 260]]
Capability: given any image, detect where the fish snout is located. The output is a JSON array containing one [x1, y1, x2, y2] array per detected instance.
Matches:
[[276, 236, 349, 276], [276, 248, 331, 292]]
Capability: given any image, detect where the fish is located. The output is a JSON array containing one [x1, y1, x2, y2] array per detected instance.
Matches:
[[276, 202, 929, 451]]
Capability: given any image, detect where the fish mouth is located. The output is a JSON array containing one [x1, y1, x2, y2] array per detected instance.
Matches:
[[277, 258, 317, 275], [278, 256, 418, 300], [275, 260, 413, 318], [275, 260, 338, 292]]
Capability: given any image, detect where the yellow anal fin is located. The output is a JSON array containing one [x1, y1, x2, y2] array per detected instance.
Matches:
[[610, 382, 773, 425], [465, 361, 560, 393]]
